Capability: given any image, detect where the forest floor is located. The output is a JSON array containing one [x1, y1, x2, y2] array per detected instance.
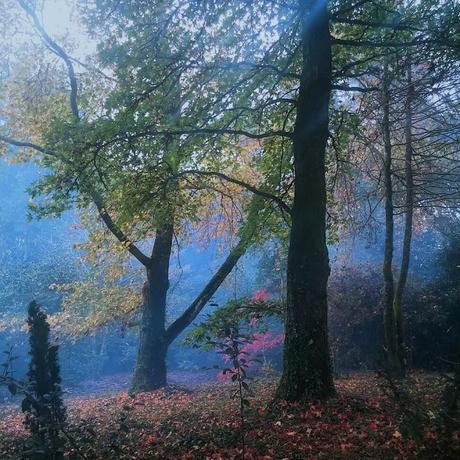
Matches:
[[65, 369, 217, 397], [0, 372, 458, 459]]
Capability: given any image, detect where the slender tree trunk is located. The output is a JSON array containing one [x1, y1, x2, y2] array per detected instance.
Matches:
[[164, 237, 248, 344], [393, 59, 414, 376], [381, 62, 401, 376], [276, 0, 335, 401], [131, 224, 174, 393], [165, 195, 265, 344]]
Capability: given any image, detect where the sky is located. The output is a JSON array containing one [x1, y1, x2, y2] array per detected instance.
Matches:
[[41, 0, 74, 34]]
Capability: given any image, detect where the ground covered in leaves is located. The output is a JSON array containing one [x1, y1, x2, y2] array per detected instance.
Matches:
[[0, 372, 458, 459]]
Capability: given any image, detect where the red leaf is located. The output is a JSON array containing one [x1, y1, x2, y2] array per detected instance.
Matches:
[[368, 421, 378, 432]]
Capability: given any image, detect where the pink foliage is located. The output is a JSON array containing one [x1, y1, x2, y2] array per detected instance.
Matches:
[[241, 332, 284, 355], [214, 290, 282, 381], [252, 289, 269, 302], [215, 331, 284, 381], [216, 370, 229, 382]]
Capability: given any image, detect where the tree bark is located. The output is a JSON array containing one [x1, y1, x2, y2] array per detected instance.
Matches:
[[393, 58, 414, 376], [381, 61, 401, 376], [276, 0, 335, 401], [131, 224, 173, 393]]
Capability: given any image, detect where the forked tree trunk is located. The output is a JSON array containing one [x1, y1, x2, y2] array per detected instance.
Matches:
[[382, 58, 414, 378], [276, 0, 335, 401], [131, 224, 173, 393], [130, 197, 264, 393], [393, 58, 415, 376]]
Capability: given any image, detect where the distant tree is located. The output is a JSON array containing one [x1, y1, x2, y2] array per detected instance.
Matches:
[[22, 301, 66, 460], [331, 0, 460, 377]]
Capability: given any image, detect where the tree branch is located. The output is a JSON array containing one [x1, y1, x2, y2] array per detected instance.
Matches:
[[165, 196, 266, 344], [176, 169, 291, 214], [142, 126, 293, 140], [0, 135, 48, 155], [332, 84, 379, 93], [331, 17, 424, 33], [332, 36, 460, 50], [90, 193, 151, 267], [18, 0, 80, 121], [0, 134, 151, 267]]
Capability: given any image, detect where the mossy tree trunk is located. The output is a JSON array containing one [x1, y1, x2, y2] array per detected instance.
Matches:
[[276, 0, 335, 401], [131, 224, 173, 393]]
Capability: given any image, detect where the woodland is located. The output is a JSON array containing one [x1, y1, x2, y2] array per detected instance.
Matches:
[[0, 0, 459, 459]]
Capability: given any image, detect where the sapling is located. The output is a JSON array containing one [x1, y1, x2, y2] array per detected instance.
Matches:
[[207, 322, 259, 460]]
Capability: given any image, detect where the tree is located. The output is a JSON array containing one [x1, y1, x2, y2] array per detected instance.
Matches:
[[330, 0, 460, 377], [87, 0, 335, 400], [0, 0, 276, 392], [275, 0, 335, 400], [81, 0, 337, 400]]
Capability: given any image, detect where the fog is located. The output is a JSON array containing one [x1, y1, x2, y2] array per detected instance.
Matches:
[[0, 1, 459, 457], [0, 158, 454, 401]]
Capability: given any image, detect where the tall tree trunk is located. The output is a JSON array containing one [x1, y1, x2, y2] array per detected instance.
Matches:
[[131, 224, 174, 393], [381, 61, 400, 376], [393, 58, 414, 376], [276, 0, 335, 401]]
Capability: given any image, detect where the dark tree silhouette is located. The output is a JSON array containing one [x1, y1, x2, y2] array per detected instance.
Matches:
[[22, 301, 66, 460]]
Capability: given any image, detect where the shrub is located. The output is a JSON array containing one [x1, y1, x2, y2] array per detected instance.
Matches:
[[21, 301, 67, 460]]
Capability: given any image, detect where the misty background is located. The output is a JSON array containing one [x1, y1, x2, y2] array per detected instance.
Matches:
[[0, 156, 456, 398]]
